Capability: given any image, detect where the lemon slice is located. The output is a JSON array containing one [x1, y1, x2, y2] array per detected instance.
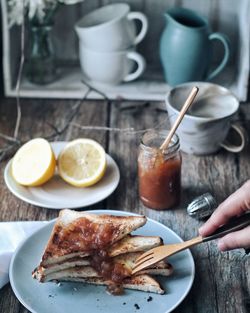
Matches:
[[58, 139, 107, 187], [11, 138, 56, 186]]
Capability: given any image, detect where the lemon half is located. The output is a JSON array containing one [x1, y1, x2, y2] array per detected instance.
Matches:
[[58, 138, 107, 187], [11, 138, 56, 186]]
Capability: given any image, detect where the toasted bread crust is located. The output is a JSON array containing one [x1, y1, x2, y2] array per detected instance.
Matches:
[[33, 251, 173, 282], [33, 210, 171, 295], [41, 210, 146, 266], [41, 234, 162, 267], [108, 235, 163, 257], [53, 274, 165, 294]]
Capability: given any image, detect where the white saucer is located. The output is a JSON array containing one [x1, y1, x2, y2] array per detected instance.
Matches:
[[4, 142, 120, 209]]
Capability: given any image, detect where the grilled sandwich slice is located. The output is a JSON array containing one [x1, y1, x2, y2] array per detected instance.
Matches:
[[33, 257, 91, 278], [40, 209, 146, 267], [32, 209, 172, 295], [113, 252, 173, 275], [34, 235, 163, 277], [33, 252, 173, 282], [38, 265, 173, 283], [108, 234, 163, 257], [58, 275, 165, 294]]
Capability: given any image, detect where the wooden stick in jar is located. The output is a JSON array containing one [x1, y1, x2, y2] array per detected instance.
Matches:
[[160, 86, 199, 151]]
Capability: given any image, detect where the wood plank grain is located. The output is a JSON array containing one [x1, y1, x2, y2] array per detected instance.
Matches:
[[107, 99, 250, 313], [0, 98, 249, 313]]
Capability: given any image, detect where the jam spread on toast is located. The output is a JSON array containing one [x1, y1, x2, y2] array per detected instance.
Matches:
[[44, 217, 132, 294]]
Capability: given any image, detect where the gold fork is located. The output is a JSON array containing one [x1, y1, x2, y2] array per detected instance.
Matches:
[[132, 212, 250, 275]]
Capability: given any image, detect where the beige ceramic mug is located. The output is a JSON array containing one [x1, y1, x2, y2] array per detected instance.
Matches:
[[165, 82, 246, 155]]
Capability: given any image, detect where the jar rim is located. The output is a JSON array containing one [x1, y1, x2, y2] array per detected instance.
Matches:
[[140, 129, 180, 155]]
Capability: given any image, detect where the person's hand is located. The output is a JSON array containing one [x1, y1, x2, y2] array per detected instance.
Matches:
[[199, 180, 250, 251]]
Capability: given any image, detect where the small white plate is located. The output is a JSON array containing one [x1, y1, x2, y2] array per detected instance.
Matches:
[[9, 210, 195, 313], [4, 142, 120, 209]]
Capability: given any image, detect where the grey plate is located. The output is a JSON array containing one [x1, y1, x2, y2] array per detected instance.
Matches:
[[9, 210, 195, 313]]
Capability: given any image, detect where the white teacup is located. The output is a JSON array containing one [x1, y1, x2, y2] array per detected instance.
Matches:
[[79, 46, 146, 85], [165, 82, 246, 155], [75, 3, 148, 52]]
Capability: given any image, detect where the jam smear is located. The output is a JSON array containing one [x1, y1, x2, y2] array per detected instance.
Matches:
[[45, 216, 132, 295], [90, 249, 131, 295]]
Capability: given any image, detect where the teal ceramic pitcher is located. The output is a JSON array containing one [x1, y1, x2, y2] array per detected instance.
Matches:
[[159, 7, 230, 85]]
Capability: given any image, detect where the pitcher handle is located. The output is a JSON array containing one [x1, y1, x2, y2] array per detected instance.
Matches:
[[206, 32, 230, 81], [220, 124, 246, 153], [124, 51, 146, 82], [127, 12, 148, 45]]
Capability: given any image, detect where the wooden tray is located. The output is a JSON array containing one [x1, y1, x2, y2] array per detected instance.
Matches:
[[1, 0, 249, 101]]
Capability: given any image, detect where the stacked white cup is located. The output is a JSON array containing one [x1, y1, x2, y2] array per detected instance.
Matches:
[[75, 3, 148, 86]]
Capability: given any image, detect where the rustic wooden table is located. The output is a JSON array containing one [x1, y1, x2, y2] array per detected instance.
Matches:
[[0, 97, 249, 313]]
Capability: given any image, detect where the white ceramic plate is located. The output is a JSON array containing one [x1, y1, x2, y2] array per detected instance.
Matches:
[[9, 210, 195, 313], [4, 142, 120, 209]]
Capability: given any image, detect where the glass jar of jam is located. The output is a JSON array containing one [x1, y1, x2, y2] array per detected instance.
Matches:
[[138, 130, 182, 210]]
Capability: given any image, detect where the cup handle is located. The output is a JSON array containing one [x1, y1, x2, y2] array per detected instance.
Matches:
[[124, 51, 146, 82], [206, 32, 230, 80], [127, 12, 148, 45], [220, 124, 246, 153]]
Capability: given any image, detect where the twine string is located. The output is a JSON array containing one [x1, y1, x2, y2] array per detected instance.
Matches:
[[13, 0, 25, 139]]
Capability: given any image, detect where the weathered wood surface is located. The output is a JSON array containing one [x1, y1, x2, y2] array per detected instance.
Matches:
[[0, 97, 249, 313]]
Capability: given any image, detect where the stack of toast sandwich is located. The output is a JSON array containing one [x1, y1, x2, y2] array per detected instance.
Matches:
[[33, 209, 173, 295]]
